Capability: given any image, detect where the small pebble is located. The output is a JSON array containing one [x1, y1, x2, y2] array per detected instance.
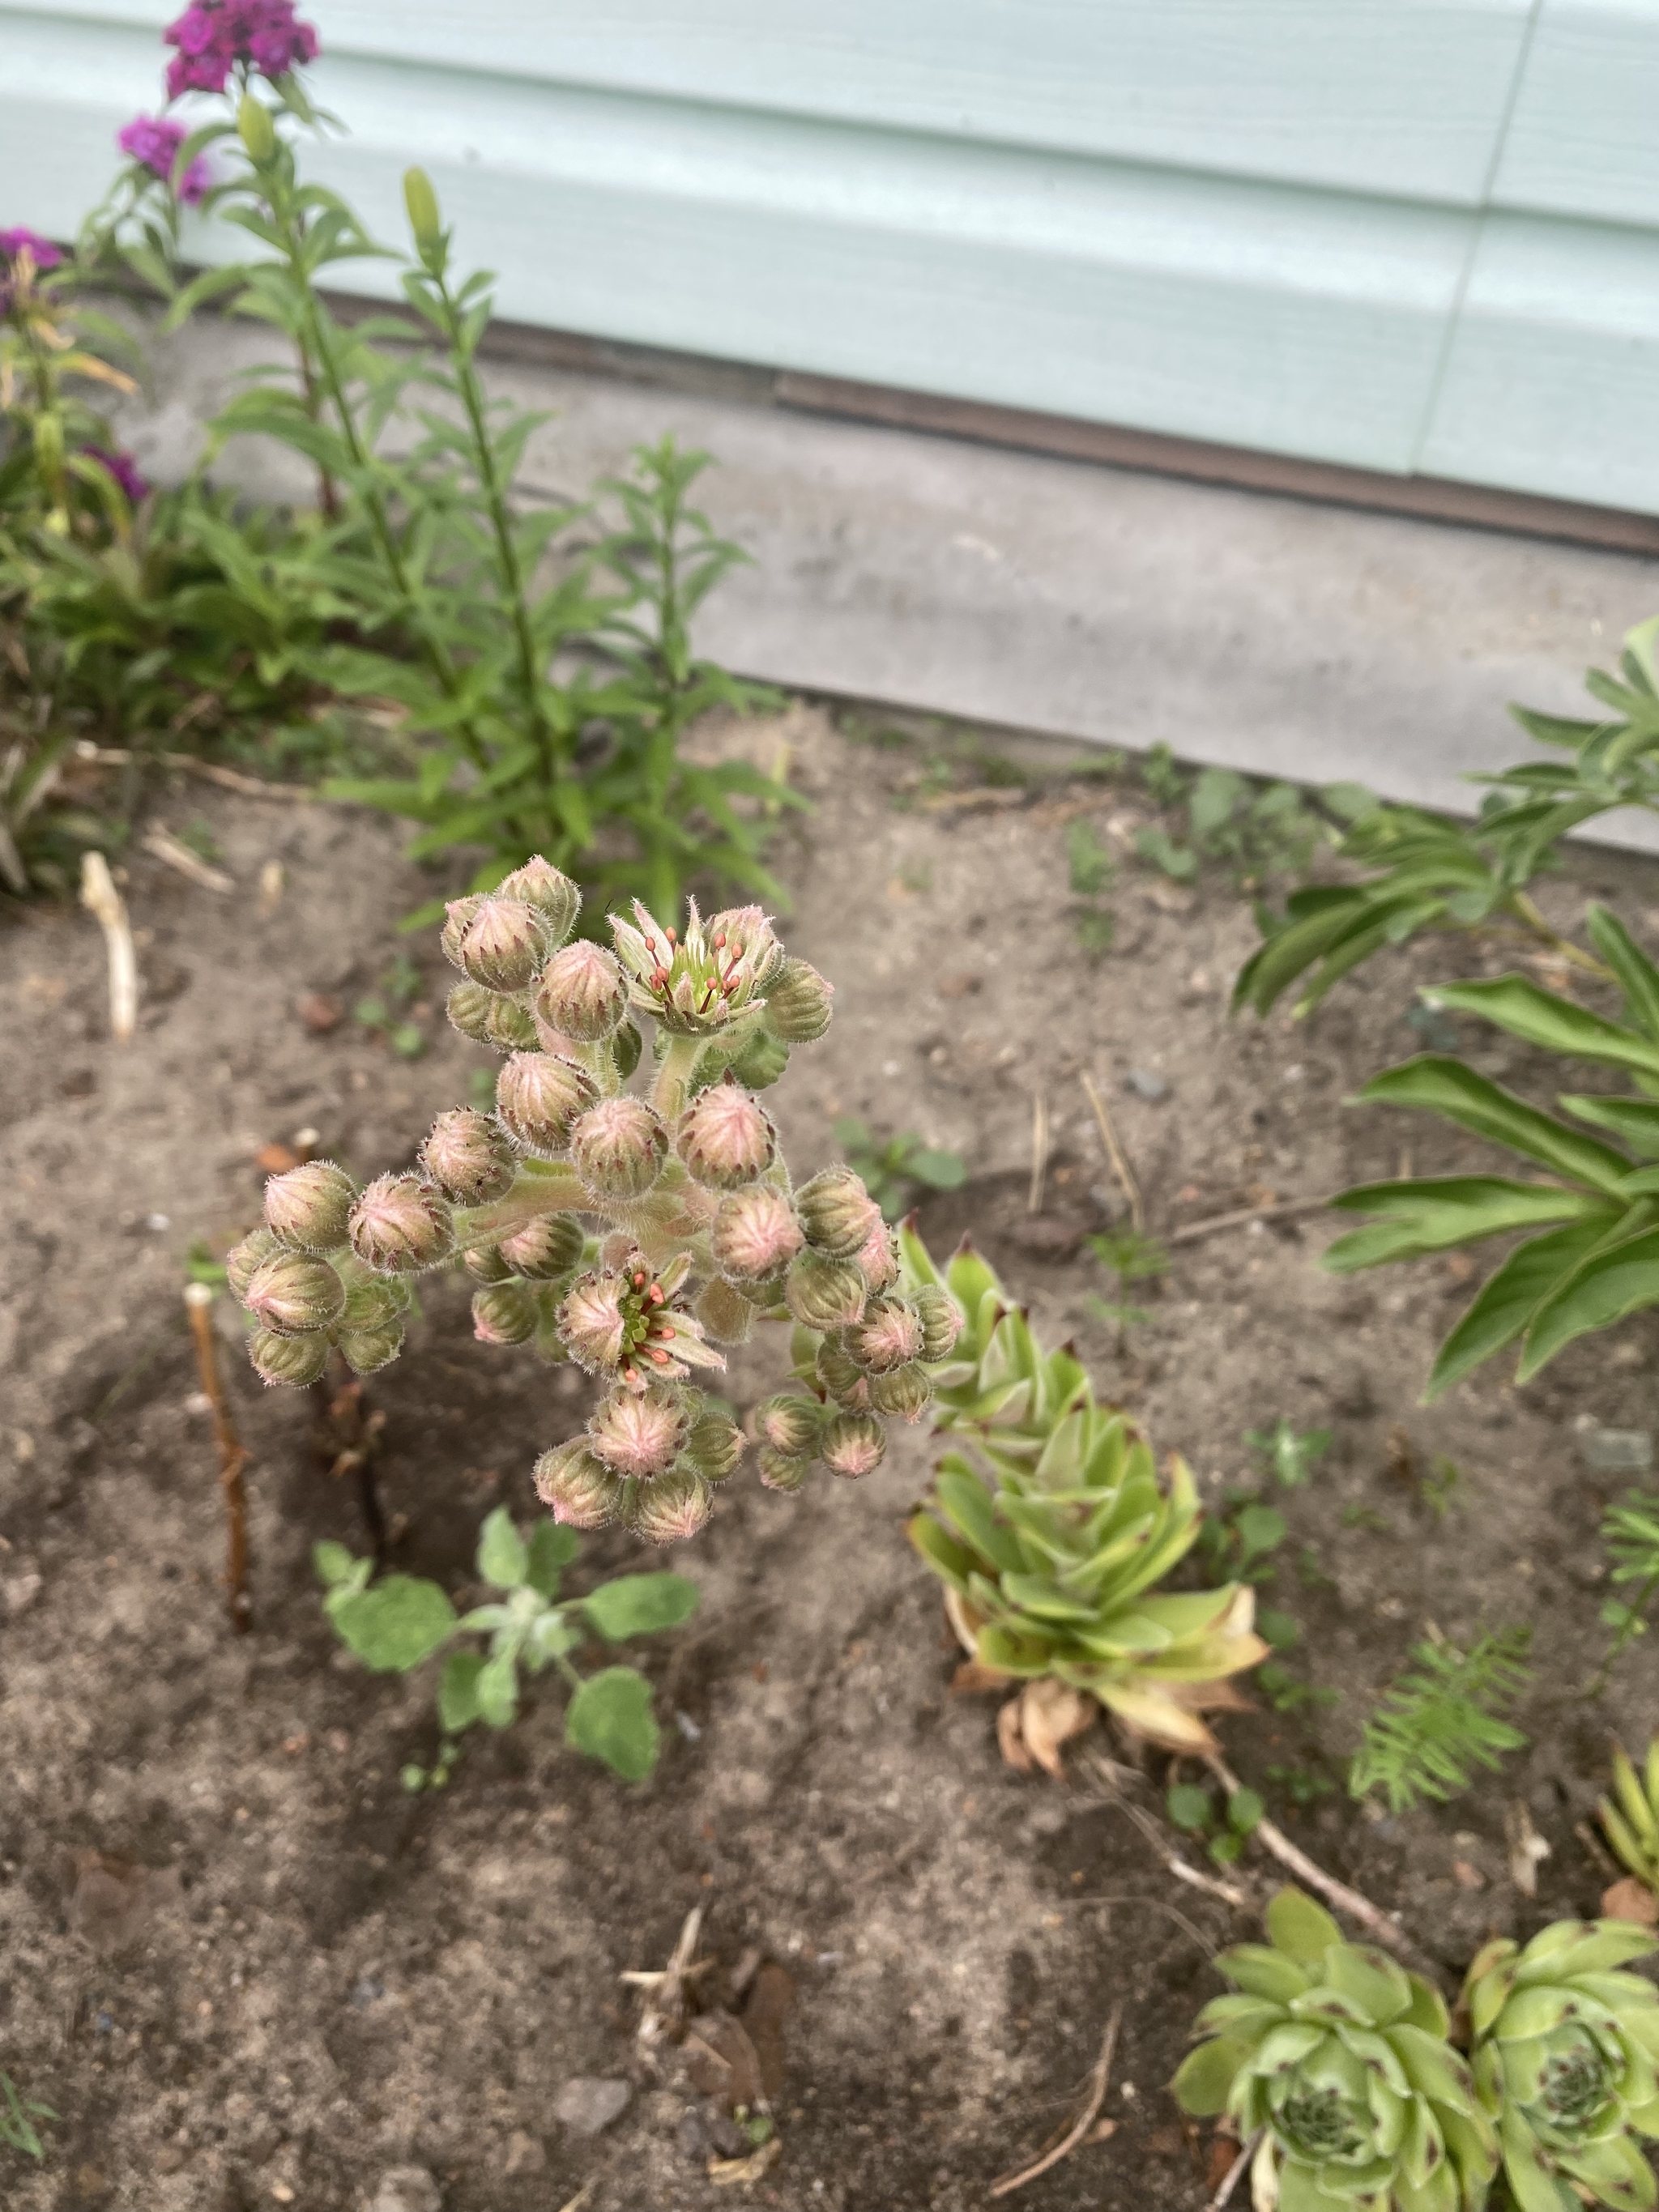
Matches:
[[1125, 1068, 1169, 1102], [367, 2169, 442, 2212], [1577, 1426, 1653, 1475], [553, 2077, 631, 2137]]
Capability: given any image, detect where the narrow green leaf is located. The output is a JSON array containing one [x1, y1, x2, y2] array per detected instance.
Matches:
[[1324, 1178, 1600, 1272], [1586, 905, 1659, 1045], [1518, 1224, 1659, 1381], [1423, 978, 1659, 1081], [1426, 1215, 1626, 1397], [1354, 1054, 1631, 1193], [565, 1666, 660, 1779]]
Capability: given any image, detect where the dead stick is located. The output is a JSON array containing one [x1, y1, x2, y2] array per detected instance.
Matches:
[[77, 745, 314, 800], [79, 851, 138, 1043], [1207, 2128, 1264, 2210], [989, 2005, 1123, 2198], [1028, 1089, 1050, 1215], [1166, 1195, 1332, 1247], [1081, 1072, 1143, 1234], [185, 1284, 251, 1633], [1082, 1752, 1250, 1909]]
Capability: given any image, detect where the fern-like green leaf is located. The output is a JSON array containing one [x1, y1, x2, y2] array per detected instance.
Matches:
[[1348, 1627, 1531, 1813]]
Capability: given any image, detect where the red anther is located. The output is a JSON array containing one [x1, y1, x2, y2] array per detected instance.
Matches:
[[650, 966, 669, 988], [633, 1271, 646, 1288], [714, 931, 727, 950], [646, 1285, 664, 1304], [648, 1347, 670, 1364], [664, 928, 677, 945]]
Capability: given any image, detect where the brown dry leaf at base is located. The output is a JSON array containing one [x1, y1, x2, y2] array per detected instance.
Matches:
[[996, 1680, 1097, 1779], [295, 991, 343, 1034], [998, 1696, 1034, 1774], [684, 2013, 765, 2110], [67, 1851, 181, 1954], [953, 1658, 1014, 1695], [740, 1962, 795, 2103], [1601, 1877, 1659, 1928], [708, 2137, 782, 2187]]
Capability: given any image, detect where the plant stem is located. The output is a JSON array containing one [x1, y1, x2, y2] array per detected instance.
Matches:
[[184, 1282, 252, 1632], [653, 1034, 704, 1123], [455, 1164, 588, 1250], [1508, 893, 1616, 980]]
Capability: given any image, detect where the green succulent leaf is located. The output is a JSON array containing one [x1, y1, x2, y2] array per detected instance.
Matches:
[[1266, 1886, 1342, 1965]]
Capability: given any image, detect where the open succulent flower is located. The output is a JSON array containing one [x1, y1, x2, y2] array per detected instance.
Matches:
[[609, 897, 783, 1034], [902, 1232, 1265, 1755], [1465, 1919, 1659, 2212], [1176, 1886, 1498, 2212]]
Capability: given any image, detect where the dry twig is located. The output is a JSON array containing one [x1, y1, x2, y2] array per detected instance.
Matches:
[[185, 1283, 251, 1632], [624, 1903, 706, 2052], [79, 850, 138, 1042], [1081, 1751, 1249, 1910], [76, 743, 313, 800], [1028, 1089, 1050, 1215], [1166, 1195, 1332, 1247], [142, 825, 236, 894], [989, 2005, 1123, 2197], [1080, 1072, 1143, 1233], [1207, 2127, 1265, 2210]]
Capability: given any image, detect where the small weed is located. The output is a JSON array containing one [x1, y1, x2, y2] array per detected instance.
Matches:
[[1265, 1761, 1337, 1809], [177, 817, 223, 865], [1341, 1503, 1392, 1536], [1085, 1228, 1166, 1353], [1166, 1777, 1265, 1866], [1244, 1417, 1332, 1489], [896, 861, 934, 895], [0, 2071, 55, 2162], [356, 953, 427, 1059], [1349, 1626, 1531, 1812], [185, 1238, 228, 1288], [834, 1118, 966, 1222], [1134, 744, 1333, 890], [1066, 818, 1117, 957], [1593, 1493, 1659, 1691], [1419, 1455, 1464, 1521], [1258, 1660, 1341, 1715]]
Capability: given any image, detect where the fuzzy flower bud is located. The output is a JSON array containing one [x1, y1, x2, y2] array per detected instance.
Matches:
[[684, 1413, 744, 1482], [339, 1321, 404, 1375], [264, 1159, 356, 1253], [587, 1383, 690, 1478], [494, 1051, 598, 1156], [420, 1108, 518, 1205], [758, 1447, 811, 1495], [569, 1096, 667, 1199], [535, 940, 628, 1042], [913, 1284, 964, 1362], [496, 857, 580, 944], [819, 1411, 886, 1480], [855, 1220, 901, 1292], [471, 1281, 539, 1345], [761, 956, 833, 1043], [631, 1465, 714, 1545], [784, 1250, 868, 1332], [446, 982, 538, 1051], [446, 895, 549, 993], [693, 1278, 754, 1345], [753, 1392, 824, 1459], [845, 1296, 924, 1375], [816, 1337, 872, 1410], [676, 1080, 775, 1191], [340, 1276, 409, 1330], [463, 1243, 513, 1285], [249, 1327, 329, 1388], [710, 1186, 803, 1282], [243, 1252, 346, 1337], [226, 1226, 280, 1302], [440, 894, 486, 965], [795, 1167, 881, 1259], [533, 1439, 624, 1529], [348, 1174, 454, 1273], [868, 1363, 931, 1421], [557, 1270, 631, 1372], [497, 1212, 587, 1281]]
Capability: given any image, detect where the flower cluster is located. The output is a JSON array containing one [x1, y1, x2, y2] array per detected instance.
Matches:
[[83, 445, 151, 505], [163, 0, 318, 98], [0, 227, 61, 273], [117, 115, 210, 203], [226, 857, 958, 1547]]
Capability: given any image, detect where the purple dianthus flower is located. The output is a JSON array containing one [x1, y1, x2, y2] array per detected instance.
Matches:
[[83, 447, 152, 506], [0, 227, 63, 271], [163, 0, 319, 100], [118, 116, 211, 204]]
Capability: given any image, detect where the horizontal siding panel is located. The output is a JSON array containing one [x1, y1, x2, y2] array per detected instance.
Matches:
[[1418, 212, 1659, 509], [10, 0, 1529, 204], [1494, 2, 1659, 227]]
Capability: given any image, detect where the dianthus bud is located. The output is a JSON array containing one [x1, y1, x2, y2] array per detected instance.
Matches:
[[535, 940, 628, 1042], [497, 857, 580, 944], [494, 1051, 598, 1155], [725, 1026, 790, 1092], [420, 1108, 518, 1205], [912, 1284, 964, 1362], [753, 1392, 824, 1459], [226, 1226, 281, 1302], [569, 1096, 667, 1199], [868, 1363, 931, 1421], [816, 1337, 871, 1409], [784, 1250, 868, 1332], [693, 1278, 754, 1345], [684, 1412, 744, 1482], [463, 1243, 513, 1285], [237, 92, 275, 163], [339, 1321, 404, 1375], [264, 1159, 356, 1253], [758, 1447, 811, 1495], [403, 164, 441, 247], [533, 1439, 624, 1529], [710, 1186, 803, 1282], [340, 1275, 408, 1330], [472, 1281, 539, 1345], [855, 1220, 901, 1292], [630, 1465, 714, 1545], [249, 1327, 329, 1388], [762, 957, 833, 1043], [243, 1253, 346, 1337], [676, 1081, 776, 1191], [587, 1383, 689, 1478], [846, 1297, 924, 1375], [348, 1174, 454, 1273], [557, 1270, 630, 1372], [446, 982, 538, 1051], [819, 1411, 886, 1480], [497, 1212, 586, 1280], [795, 1167, 881, 1259]]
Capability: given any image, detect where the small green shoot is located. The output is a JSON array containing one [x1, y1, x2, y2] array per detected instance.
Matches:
[[1348, 1626, 1531, 1812], [0, 2071, 55, 2161], [834, 1117, 967, 1222], [1085, 1228, 1167, 1353], [1593, 1493, 1659, 1693], [185, 1238, 228, 1288], [1244, 1418, 1332, 1489], [355, 953, 427, 1059], [1166, 1778, 1265, 1865], [1265, 1762, 1336, 1811], [1066, 818, 1116, 957]]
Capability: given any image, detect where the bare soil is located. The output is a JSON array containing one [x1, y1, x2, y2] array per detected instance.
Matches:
[[5, 704, 1659, 2212]]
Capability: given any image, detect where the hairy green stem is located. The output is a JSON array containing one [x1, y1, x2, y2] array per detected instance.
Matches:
[[454, 1163, 587, 1250], [651, 1035, 703, 1123]]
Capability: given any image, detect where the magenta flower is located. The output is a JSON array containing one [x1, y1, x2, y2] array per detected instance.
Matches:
[[83, 447, 152, 505], [117, 115, 211, 204], [0, 227, 62, 271], [162, 0, 319, 100]]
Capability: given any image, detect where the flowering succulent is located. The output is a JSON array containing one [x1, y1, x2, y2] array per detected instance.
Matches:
[[163, 0, 318, 98], [609, 899, 783, 1034], [1175, 1886, 1498, 2212], [117, 114, 210, 202], [1465, 1920, 1659, 2212]]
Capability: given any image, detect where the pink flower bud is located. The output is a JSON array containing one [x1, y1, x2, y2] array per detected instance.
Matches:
[[447, 896, 549, 993], [684, 1412, 744, 1482], [471, 1281, 539, 1345], [535, 940, 628, 1042], [758, 1447, 811, 1495], [494, 1051, 598, 1156], [339, 1320, 404, 1375], [569, 1095, 667, 1199], [816, 1338, 871, 1409], [819, 1411, 886, 1480], [868, 1363, 931, 1421], [497, 1212, 586, 1280], [244, 1252, 346, 1336], [630, 1465, 713, 1545], [846, 1297, 924, 1375], [855, 1221, 901, 1292], [226, 1226, 280, 1302], [753, 1392, 823, 1458], [348, 1174, 455, 1273], [710, 1186, 803, 1282], [533, 1439, 624, 1528], [676, 1080, 776, 1191], [440, 894, 486, 966], [795, 1168, 881, 1259], [420, 1108, 518, 1205], [340, 1275, 409, 1331], [496, 857, 580, 944], [762, 957, 833, 1043], [557, 1270, 630, 1372], [913, 1284, 963, 1362], [586, 1383, 690, 1478], [784, 1250, 868, 1332], [446, 982, 538, 1051], [263, 1159, 356, 1252], [249, 1327, 330, 1388]]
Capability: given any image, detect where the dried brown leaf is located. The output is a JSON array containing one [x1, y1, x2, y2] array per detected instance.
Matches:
[[1601, 1877, 1659, 1927], [997, 1697, 1035, 1774], [1019, 1679, 1097, 1779]]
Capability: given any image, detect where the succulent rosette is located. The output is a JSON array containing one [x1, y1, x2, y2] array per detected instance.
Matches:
[[1175, 1887, 1498, 2212], [1465, 1920, 1659, 2212]]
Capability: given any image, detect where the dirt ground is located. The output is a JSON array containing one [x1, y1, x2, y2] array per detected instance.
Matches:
[[5, 701, 1659, 2212]]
